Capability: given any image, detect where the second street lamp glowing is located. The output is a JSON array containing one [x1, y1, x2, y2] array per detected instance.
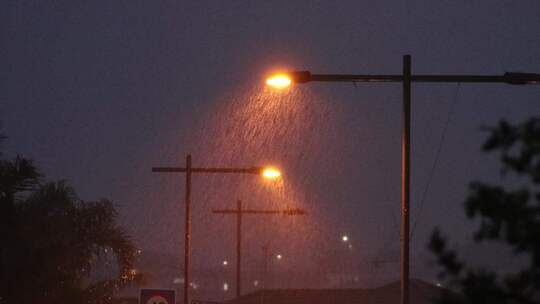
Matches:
[[266, 74, 292, 88], [262, 167, 281, 179], [152, 158, 283, 304]]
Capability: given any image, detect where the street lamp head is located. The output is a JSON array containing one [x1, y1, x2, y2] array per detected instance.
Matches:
[[266, 74, 292, 88], [262, 167, 281, 179], [266, 71, 312, 88]]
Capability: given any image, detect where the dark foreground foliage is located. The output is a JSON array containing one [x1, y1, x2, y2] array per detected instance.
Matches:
[[0, 140, 140, 303], [430, 118, 540, 304]]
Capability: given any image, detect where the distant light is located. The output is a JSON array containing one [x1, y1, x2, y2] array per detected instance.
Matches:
[[129, 268, 137, 275], [190, 282, 199, 289], [266, 74, 292, 88], [136, 249, 143, 255], [262, 167, 281, 179], [223, 283, 229, 291], [223, 260, 228, 266], [342, 235, 349, 242], [348, 244, 353, 249], [436, 282, 442, 288], [276, 254, 282, 260], [253, 280, 259, 287], [173, 277, 184, 284]]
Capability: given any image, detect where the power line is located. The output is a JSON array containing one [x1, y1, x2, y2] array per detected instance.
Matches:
[[411, 83, 461, 239]]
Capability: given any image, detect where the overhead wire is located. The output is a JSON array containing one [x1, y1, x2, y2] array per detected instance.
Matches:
[[410, 83, 461, 239]]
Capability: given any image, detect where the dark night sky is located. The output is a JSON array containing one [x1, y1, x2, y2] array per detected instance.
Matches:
[[2, 0, 540, 294]]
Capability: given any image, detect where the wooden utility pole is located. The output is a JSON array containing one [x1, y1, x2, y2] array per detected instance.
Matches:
[[152, 157, 274, 304], [213, 200, 305, 298]]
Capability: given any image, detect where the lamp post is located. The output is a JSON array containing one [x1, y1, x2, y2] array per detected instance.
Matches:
[[213, 200, 305, 298], [152, 155, 281, 304], [265, 55, 540, 304]]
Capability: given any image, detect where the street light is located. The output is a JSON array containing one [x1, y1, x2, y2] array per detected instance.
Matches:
[[265, 71, 314, 88], [267, 70, 540, 85], [266, 74, 292, 88], [152, 156, 282, 304], [262, 167, 281, 179], [265, 55, 540, 304]]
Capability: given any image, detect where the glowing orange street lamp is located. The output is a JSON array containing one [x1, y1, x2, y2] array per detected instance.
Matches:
[[152, 157, 281, 304], [266, 56, 540, 304], [265, 71, 313, 88], [262, 167, 281, 179], [266, 74, 292, 88]]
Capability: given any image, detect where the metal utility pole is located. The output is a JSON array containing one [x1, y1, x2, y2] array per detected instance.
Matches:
[[401, 55, 411, 304], [212, 201, 305, 298], [184, 155, 192, 304], [152, 157, 276, 304], [236, 200, 242, 298], [268, 57, 540, 304]]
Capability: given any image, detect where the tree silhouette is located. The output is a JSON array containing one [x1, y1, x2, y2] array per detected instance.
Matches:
[[429, 118, 540, 304], [0, 135, 139, 304]]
